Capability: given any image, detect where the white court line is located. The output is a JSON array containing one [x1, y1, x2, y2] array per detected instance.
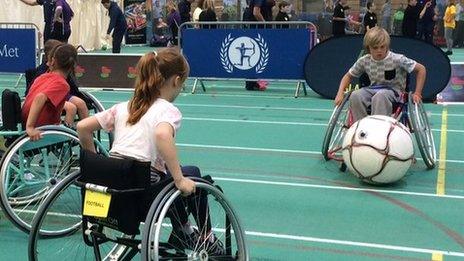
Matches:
[[211, 176, 464, 199], [96, 99, 464, 118], [95, 140, 464, 164], [245, 231, 464, 258], [176, 143, 464, 164], [182, 116, 464, 132]]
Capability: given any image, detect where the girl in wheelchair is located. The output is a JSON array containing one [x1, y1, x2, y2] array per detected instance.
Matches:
[[334, 26, 427, 123], [77, 48, 225, 256], [27, 39, 89, 128], [22, 43, 78, 141]]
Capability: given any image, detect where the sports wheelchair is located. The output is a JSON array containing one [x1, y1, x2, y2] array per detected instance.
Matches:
[[28, 150, 248, 260], [321, 87, 436, 170], [0, 88, 110, 234]]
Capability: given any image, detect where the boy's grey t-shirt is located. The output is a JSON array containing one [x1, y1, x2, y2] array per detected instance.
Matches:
[[349, 51, 417, 91]]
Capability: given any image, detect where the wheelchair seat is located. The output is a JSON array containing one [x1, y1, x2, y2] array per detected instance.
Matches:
[[79, 150, 151, 235]]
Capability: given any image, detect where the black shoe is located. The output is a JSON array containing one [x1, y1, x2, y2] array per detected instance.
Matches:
[[445, 50, 453, 55]]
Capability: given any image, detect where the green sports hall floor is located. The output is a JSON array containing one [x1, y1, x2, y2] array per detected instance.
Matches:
[[0, 45, 464, 260]]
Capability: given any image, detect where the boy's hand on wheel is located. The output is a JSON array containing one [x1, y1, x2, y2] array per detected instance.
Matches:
[[412, 92, 422, 104], [334, 93, 344, 106]]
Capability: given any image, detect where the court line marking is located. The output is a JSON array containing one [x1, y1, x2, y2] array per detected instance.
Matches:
[[180, 117, 464, 133], [19, 208, 462, 257], [437, 107, 448, 196], [96, 100, 464, 118], [96, 140, 464, 164], [211, 176, 464, 199], [245, 231, 464, 258], [176, 143, 464, 164]]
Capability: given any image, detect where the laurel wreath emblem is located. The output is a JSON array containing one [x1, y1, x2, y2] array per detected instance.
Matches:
[[254, 34, 269, 74], [220, 33, 269, 74], [220, 34, 234, 73]]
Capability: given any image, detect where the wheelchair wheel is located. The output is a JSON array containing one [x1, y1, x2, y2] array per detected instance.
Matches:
[[141, 179, 249, 261], [408, 94, 436, 169], [0, 126, 105, 234], [80, 90, 114, 149], [322, 92, 351, 161], [28, 170, 130, 260]]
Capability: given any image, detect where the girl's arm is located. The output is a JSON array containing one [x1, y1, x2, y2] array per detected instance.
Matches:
[[76, 116, 102, 153], [155, 122, 195, 195], [26, 93, 48, 141]]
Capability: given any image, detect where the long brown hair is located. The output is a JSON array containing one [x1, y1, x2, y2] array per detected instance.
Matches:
[[48, 43, 77, 76], [127, 48, 189, 125]]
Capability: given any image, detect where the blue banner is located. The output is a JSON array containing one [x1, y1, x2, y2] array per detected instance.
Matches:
[[182, 29, 311, 80], [0, 28, 36, 73]]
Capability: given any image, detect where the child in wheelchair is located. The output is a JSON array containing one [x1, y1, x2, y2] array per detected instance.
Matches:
[[22, 43, 78, 141], [334, 26, 427, 123], [27, 39, 89, 128], [77, 48, 225, 255]]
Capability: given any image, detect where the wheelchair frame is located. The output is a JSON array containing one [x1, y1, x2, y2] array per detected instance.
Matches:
[[322, 91, 436, 170], [28, 171, 249, 260], [0, 89, 110, 234]]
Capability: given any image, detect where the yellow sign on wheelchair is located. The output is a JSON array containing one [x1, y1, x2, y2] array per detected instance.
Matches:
[[83, 190, 112, 218]]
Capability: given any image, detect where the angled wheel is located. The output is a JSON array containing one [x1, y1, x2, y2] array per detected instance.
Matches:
[[141, 179, 249, 261], [408, 93, 436, 169], [28, 170, 129, 260], [0, 127, 81, 233], [322, 92, 352, 161]]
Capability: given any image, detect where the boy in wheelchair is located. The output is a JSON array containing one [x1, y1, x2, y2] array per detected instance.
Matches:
[[22, 43, 78, 141], [77, 48, 225, 256], [334, 26, 427, 122]]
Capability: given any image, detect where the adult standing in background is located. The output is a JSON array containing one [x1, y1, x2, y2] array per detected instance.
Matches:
[[453, 0, 464, 47], [381, 0, 392, 33], [332, 0, 350, 36], [417, 0, 435, 43], [242, 0, 275, 91], [178, 0, 194, 25], [101, 0, 127, 53], [51, 0, 74, 42], [19, 0, 56, 44], [363, 2, 377, 32], [192, 0, 205, 23], [402, 0, 420, 37]]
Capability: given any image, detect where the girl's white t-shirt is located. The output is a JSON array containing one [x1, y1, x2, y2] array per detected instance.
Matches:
[[95, 98, 182, 173]]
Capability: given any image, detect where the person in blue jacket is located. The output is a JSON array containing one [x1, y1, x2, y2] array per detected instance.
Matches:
[[101, 0, 128, 53]]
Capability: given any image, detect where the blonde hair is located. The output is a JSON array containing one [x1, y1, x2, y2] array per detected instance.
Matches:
[[203, 0, 215, 10], [363, 27, 390, 53], [127, 48, 189, 125]]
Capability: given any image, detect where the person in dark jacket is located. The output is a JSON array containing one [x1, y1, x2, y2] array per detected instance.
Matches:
[[275, 0, 291, 28], [178, 0, 194, 25], [101, 0, 128, 53], [199, 0, 217, 28], [402, 0, 420, 37], [363, 2, 377, 31]]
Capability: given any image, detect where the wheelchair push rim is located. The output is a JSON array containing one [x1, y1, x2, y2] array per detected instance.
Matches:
[[408, 93, 436, 169], [322, 92, 352, 161], [142, 181, 249, 261]]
